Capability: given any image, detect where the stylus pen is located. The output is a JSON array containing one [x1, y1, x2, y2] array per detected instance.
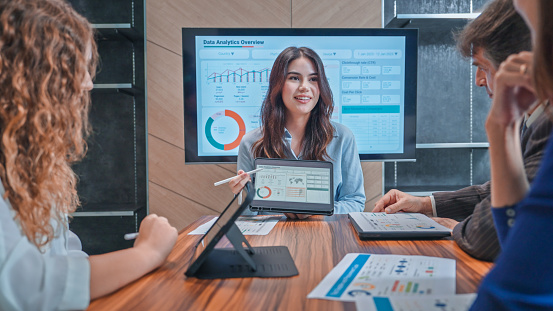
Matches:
[[213, 168, 264, 186], [124, 232, 139, 240]]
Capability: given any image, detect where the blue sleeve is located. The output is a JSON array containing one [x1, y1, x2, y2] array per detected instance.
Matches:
[[491, 206, 513, 247], [471, 134, 553, 310], [333, 128, 366, 214], [471, 203, 553, 310]]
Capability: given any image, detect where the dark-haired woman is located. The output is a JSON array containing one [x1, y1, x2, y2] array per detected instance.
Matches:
[[229, 47, 365, 218], [470, 0, 553, 309]]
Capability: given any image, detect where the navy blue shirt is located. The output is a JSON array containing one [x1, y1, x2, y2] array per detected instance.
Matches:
[[471, 132, 553, 310]]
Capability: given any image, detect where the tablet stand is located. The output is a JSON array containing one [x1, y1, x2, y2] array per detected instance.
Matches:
[[187, 182, 298, 279], [193, 223, 298, 279], [226, 223, 257, 270]]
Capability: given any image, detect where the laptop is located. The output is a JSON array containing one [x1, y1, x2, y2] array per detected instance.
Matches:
[[250, 158, 334, 216], [349, 212, 452, 239]]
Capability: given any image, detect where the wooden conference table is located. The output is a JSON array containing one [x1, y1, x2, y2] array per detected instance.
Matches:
[[87, 215, 493, 311]]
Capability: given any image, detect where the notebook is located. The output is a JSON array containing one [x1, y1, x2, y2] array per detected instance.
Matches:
[[349, 212, 452, 239], [250, 158, 334, 216]]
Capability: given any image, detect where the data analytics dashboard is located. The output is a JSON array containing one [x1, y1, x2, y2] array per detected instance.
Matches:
[[183, 28, 417, 163]]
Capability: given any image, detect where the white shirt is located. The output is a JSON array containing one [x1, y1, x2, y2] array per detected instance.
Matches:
[[0, 181, 90, 310]]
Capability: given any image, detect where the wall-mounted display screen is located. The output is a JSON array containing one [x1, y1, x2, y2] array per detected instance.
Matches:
[[182, 28, 417, 163]]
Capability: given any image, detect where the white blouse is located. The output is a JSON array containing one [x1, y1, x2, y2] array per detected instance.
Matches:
[[0, 182, 90, 310]]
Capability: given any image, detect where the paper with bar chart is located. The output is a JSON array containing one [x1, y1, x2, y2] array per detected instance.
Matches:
[[355, 294, 477, 311], [194, 35, 407, 157], [307, 253, 456, 302]]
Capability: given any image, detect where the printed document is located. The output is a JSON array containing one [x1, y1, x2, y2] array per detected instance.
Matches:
[[355, 294, 477, 311], [188, 215, 283, 235], [308, 253, 456, 302]]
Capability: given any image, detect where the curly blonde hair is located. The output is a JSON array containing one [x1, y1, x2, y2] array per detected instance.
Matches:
[[0, 0, 98, 249]]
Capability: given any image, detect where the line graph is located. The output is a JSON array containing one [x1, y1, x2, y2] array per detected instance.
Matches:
[[207, 67, 271, 83]]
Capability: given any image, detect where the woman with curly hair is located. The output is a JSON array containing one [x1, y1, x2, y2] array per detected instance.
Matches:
[[229, 47, 365, 219], [0, 0, 177, 309]]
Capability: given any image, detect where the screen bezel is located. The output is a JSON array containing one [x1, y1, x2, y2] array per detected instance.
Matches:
[[183, 28, 418, 163], [250, 158, 334, 216], [185, 182, 254, 277]]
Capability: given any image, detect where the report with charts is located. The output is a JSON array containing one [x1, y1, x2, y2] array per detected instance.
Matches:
[[355, 294, 477, 311], [307, 253, 456, 302], [349, 212, 452, 239]]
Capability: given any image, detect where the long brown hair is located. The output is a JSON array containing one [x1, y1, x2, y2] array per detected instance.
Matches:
[[252, 47, 334, 160], [0, 0, 98, 248], [533, 0, 553, 101]]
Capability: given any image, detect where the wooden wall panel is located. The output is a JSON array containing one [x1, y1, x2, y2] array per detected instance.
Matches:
[[147, 0, 291, 54], [149, 182, 218, 231], [363, 162, 383, 211], [147, 42, 184, 148], [146, 0, 383, 229], [148, 135, 237, 208], [365, 163, 384, 211], [292, 0, 381, 28]]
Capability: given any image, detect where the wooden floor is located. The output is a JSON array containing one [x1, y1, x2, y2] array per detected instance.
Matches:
[[87, 215, 493, 311]]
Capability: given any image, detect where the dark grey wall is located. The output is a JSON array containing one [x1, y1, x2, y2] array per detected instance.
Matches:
[[68, 0, 147, 255], [395, 0, 489, 13]]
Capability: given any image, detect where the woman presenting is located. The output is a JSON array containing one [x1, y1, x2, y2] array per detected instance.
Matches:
[[229, 47, 365, 218]]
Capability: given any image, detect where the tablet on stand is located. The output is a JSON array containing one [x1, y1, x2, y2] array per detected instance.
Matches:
[[185, 182, 298, 279]]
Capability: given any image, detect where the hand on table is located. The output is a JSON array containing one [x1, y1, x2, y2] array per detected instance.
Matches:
[[372, 189, 433, 216], [134, 214, 178, 267]]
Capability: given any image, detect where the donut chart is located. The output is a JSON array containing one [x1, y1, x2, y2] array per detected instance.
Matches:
[[416, 225, 435, 229], [256, 186, 272, 199], [205, 109, 246, 150]]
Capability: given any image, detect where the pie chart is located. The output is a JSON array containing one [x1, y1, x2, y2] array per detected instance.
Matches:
[[205, 109, 246, 150], [256, 186, 272, 199]]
